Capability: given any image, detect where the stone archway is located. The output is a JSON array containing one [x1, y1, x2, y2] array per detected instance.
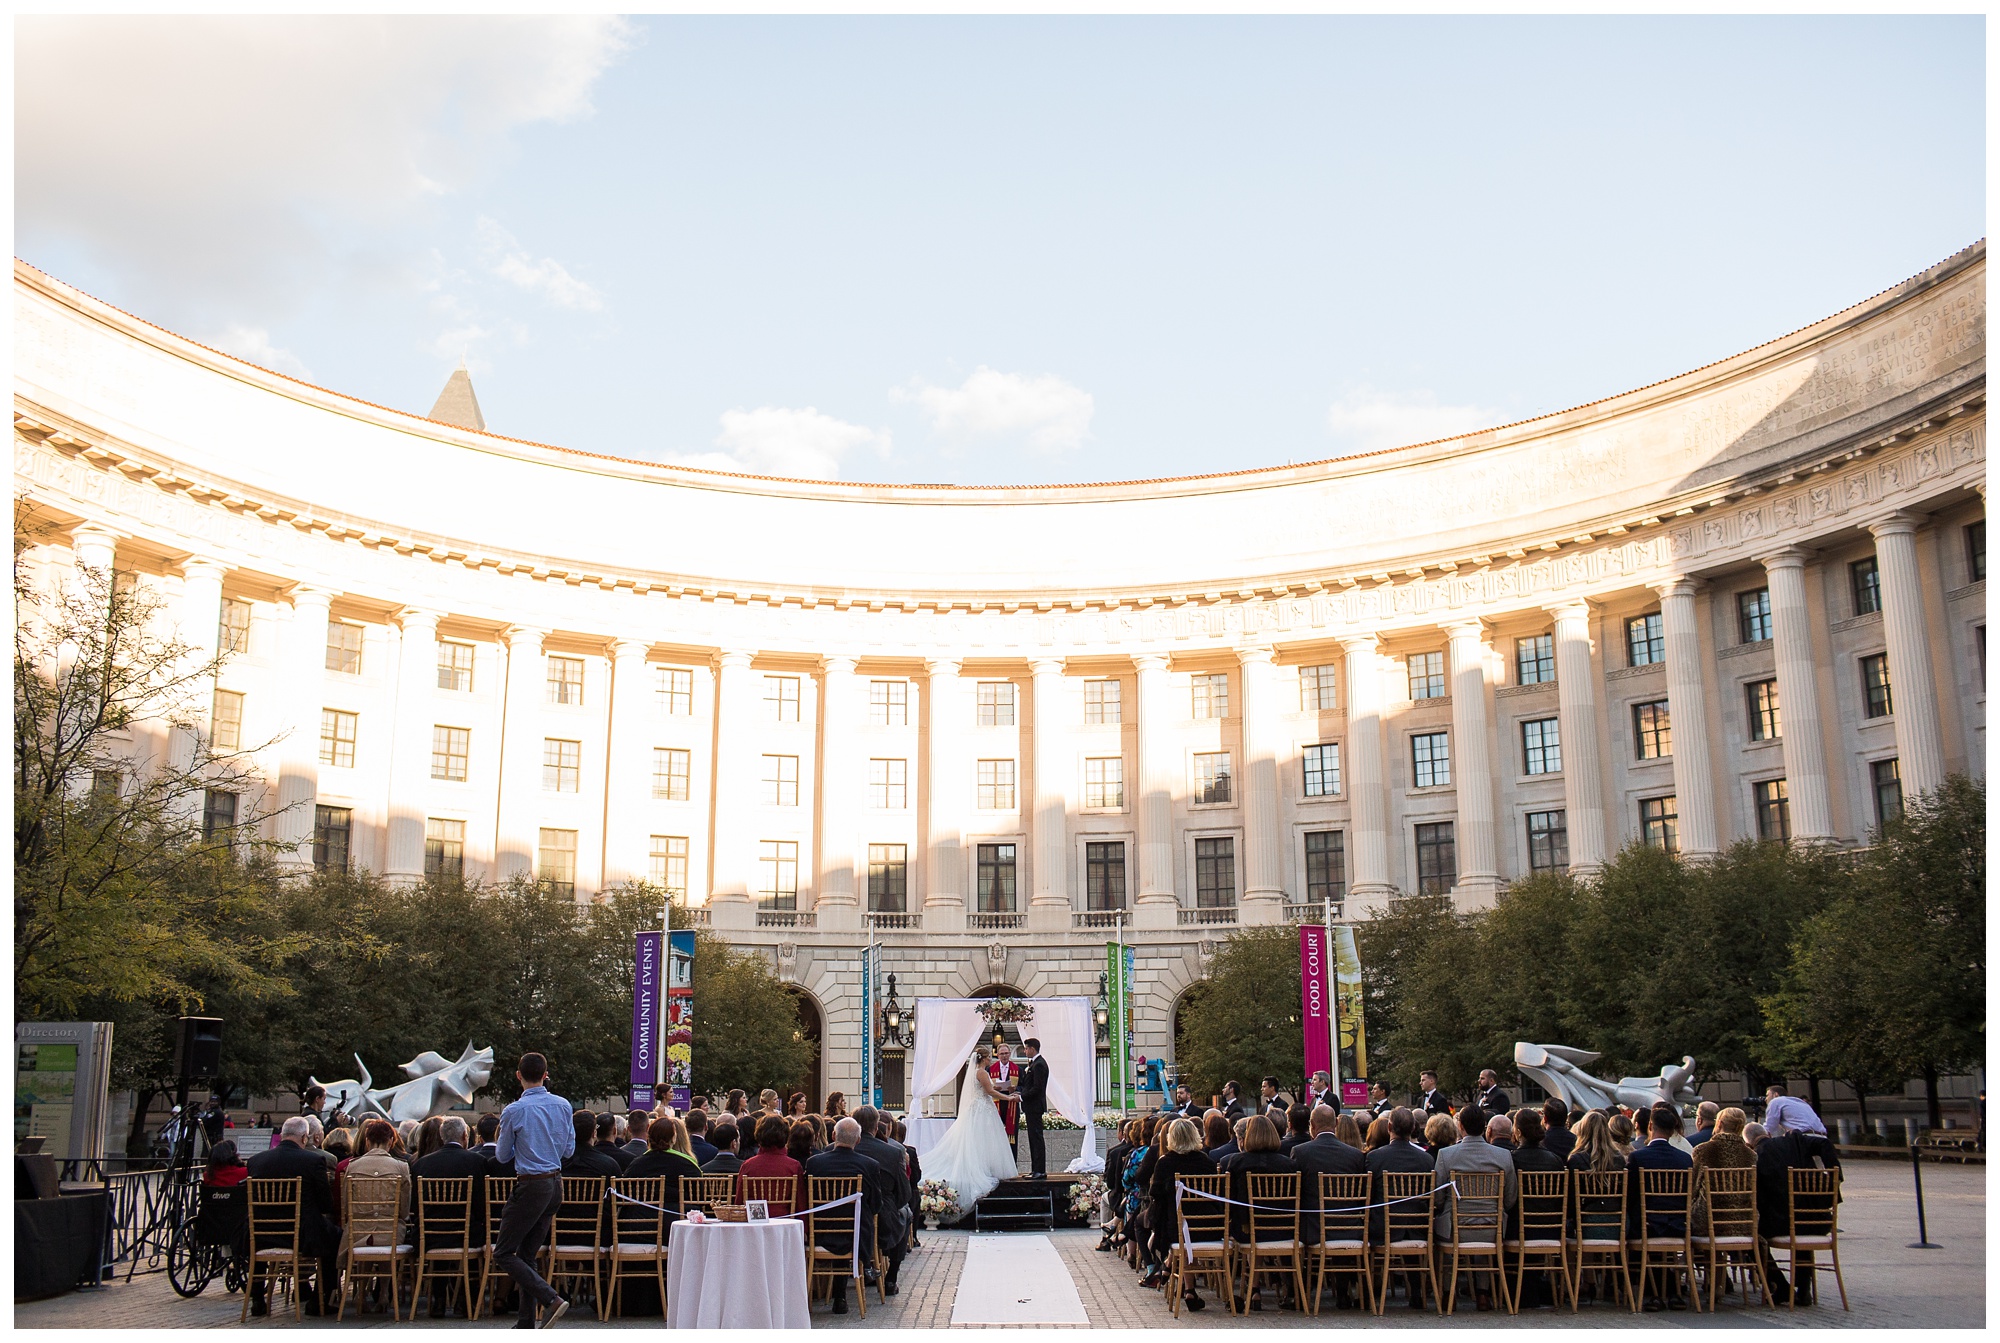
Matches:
[[790, 988, 824, 1111]]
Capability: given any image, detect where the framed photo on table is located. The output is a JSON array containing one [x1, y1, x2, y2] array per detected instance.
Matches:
[[746, 1200, 770, 1222]]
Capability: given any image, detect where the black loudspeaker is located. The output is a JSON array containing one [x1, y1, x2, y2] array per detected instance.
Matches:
[[173, 1016, 224, 1079]]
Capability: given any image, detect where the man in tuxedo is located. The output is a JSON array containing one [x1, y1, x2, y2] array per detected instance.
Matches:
[[1308, 1071, 1338, 1112], [1016, 1038, 1052, 1178], [1476, 1069, 1512, 1115], [1366, 1081, 1394, 1120], [1260, 1075, 1294, 1120], [1221, 1081, 1247, 1122], [850, 1106, 912, 1294], [245, 1117, 340, 1316], [1162, 1084, 1198, 1116], [803, 1118, 886, 1314], [411, 1117, 493, 1317], [1414, 1069, 1452, 1116]]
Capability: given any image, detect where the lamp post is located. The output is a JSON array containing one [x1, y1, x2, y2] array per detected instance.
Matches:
[[1094, 972, 1110, 1043]]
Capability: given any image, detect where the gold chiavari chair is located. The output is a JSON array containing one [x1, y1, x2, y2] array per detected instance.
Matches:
[[1239, 1172, 1304, 1310], [1634, 1168, 1698, 1311], [1165, 1173, 1234, 1317], [542, 1176, 606, 1316], [1507, 1169, 1572, 1313], [1375, 1171, 1438, 1315], [1308, 1172, 1374, 1315], [413, 1177, 479, 1320], [1691, 1167, 1771, 1311], [602, 1176, 669, 1321], [804, 1175, 866, 1317], [1438, 1170, 1511, 1315], [1569, 1170, 1633, 1309], [242, 1177, 309, 1322], [1767, 1167, 1846, 1311], [336, 1174, 411, 1321], [472, 1175, 516, 1321]]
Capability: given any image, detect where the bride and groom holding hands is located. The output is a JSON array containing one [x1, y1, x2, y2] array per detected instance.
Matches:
[[923, 1037, 1051, 1209]]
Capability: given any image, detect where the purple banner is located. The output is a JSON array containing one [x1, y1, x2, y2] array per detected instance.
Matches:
[[1299, 925, 1332, 1082], [629, 931, 663, 1110]]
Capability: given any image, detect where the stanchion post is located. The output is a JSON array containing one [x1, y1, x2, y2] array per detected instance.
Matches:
[[1907, 1141, 1941, 1249]]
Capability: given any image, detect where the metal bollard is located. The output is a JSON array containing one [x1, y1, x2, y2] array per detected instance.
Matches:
[[1907, 1143, 1941, 1249]]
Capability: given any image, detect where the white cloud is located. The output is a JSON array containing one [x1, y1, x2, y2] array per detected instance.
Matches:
[[15, 16, 633, 323], [206, 325, 311, 379], [1324, 386, 1503, 454], [475, 217, 603, 312], [895, 366, 1094, 454], [661, 407, 892, 480]]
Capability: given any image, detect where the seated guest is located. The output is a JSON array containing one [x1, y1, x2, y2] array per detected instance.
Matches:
[[347, 1116, 413, 1208], [563, 1111, 622, 1180], [1509, 1111, 1565, 1307], [1201, 1109, 1235, 1163], [1291, 1103, 1366, 1248], [626, 1118, 696, 1220], [684, 1108, 719, 1164], [415, 1116, 447, 1162], [786, 1119, 816, 1166], [1100, 1119, 1136, 1250], [891, 1118, 923, 1247], [1689, 1106, 1754, 1232], [1607, 1113, 1636, 1160], [1423, 1111, 1459, 1155], [1432, 1113, 1517, 1249], [1365, 1107, 1435, 1244], [245, 1117, 341, 1316], [1627, 1105, 1695, 1310], [803, 1118, 885, 1315], [850, 1106, 912, 1297], [739, 1115, 805, 1215], [1743, 1122, 1768, 1151], [1363, 1116, 1392, 1153], [1540, 1098, 1575, 1160], [1280, 1103, 1312, 1154], [205, 1138, 250, 1189], [1755, 1115, 1841, 1306], [1632, 1105, 1653, 1147], [1690, 1101, 1721, 1147], [1334, 1113, 1365, 1150], [622, 1111, 652, 1159], [411, 1116, 489, 1316], [395, 1120, 422, 1163], [701, 1121, 743, 1174], [322, 1129, 353, 1166], [1142, 1118, 1219, 1309], [473, 1113, 503, 1163], [595, 1112, 634, 1170], [1219, 1115, 1298, 1243]]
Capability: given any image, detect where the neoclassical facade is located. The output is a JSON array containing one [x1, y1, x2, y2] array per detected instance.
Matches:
[[14, 248, 1987, 1103]]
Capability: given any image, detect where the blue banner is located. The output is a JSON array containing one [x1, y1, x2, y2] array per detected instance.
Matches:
[[859, 946, 877, 1108]]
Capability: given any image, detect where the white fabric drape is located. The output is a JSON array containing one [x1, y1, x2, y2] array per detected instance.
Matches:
[[910, 997, 1101, 1173]]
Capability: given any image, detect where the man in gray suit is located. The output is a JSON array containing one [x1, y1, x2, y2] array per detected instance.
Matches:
[[1432, 1113, 1519, 1310]]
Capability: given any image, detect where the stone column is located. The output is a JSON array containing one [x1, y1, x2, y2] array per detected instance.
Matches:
[[276, 586, 334, 869], [1236, 644, 1286, 922], [923, 658, 965, 931], [1028, 657, 1071, 929], [1444, 620, 1501, 906], [494, 625, 548, 881], [1132, 653, 1178, 929], [1869, 513, 1947, 797], [1341, 635, 1395, 899], [708, 649, 758, 927], [817, 654, 862, 930], [1546, 602, 1609, 874], [1760, 550, 1837, 841], [1653, 580, 1721, 857], [384, 609, 441, 883], [167, 557, 229, 828], [601, 638, 654, 889], [70, 524, 118, 577]]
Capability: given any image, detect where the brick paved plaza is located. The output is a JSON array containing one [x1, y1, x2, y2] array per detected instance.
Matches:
[[15, 1161, 1982, 1330]]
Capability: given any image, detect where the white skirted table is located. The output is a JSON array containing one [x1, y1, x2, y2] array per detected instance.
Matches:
[[902, 1116, 954, 1157], [663, 1218, 810, 1329]]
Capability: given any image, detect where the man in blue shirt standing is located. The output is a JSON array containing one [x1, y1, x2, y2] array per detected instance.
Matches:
[[491, 1052, 576, 1328]]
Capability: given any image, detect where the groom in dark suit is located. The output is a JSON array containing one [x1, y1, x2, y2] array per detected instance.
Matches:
[[1017, 1038, 1052, 1179]]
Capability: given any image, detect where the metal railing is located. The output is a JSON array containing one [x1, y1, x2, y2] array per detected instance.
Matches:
[[866, 912, 919, 931], [967, 912, 1025, 930], [55, 1158, 203, 1279], [1177, 906, 1238, 926], [1283, 901, 1344, 922], [756, 909, 816, 928]]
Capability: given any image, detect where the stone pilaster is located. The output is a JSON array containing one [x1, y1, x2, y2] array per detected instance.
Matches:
[[1869, 513, 1947, 796], [494, 625, 549, 881], [384, 608, 442, 883], [923, 658, 965, 931], [817, 655, 863, 931], [1445, 620, 1501, 906], [166, 557, 228, 832], [1236, 644, 1286, 923], [1028, 657, 1071, 930], [1653, 580, 1721, 857], [1132, 653, 1178, 929], [276, 586, 335, 869], [708, 649, 757, 927], [1760, 550, 1837, 841], [601, 638, 655, 889], [1546, 602, 1609, 874], [1341, 635, 1395, 899]]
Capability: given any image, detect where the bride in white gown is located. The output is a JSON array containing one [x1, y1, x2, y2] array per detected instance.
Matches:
[[920, 1045, 1020, 1210]]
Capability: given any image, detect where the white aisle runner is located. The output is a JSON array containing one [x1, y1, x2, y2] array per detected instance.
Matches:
[[948, 1234, 1090, 1326]]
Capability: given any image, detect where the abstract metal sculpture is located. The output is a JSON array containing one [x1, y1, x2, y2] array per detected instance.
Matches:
[[310, 1042, 495, 1123], [1513, 1043, 1701, 1113]]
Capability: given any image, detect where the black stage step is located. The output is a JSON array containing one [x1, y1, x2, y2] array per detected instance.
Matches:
[[974, 1186, 1054, 1231]]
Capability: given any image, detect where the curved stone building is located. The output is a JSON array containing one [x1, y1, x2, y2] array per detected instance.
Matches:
[[14, 247, 1986, 1102]]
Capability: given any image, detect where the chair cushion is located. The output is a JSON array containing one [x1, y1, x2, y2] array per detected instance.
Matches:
[[254, 1248, 298, 1260], [612, 1243, 667, 1257], [1316, 1239, 1366, 1251], [1248, 1238, 1297, 1250], [1506, 1238, 1563, 1249], [350, 1245, 412, 1258], [1387, 1239, 1430, 1250], [1691, 1236, 1755, 1247]]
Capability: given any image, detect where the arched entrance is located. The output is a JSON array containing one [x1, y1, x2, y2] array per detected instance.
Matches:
[[789, 989, 823, 1111]]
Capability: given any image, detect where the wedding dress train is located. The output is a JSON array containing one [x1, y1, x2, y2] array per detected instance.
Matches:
[[919, 1066, 1019, 1211]]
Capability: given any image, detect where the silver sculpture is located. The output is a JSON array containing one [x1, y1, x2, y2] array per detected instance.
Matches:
[[1514, 1043, 1701, 1113], [311, 1042, 495, 1123]]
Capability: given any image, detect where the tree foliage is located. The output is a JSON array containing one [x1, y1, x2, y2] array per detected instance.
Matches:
[[1173, 926, 1304, 1100]]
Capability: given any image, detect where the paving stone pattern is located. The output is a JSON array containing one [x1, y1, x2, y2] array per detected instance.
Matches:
[[15, 1161, 1982, 1329]]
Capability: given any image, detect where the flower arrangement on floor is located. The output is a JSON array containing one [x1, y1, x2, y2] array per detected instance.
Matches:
[[1043, 1114, 1082, 1131], [1068, 1174, 1106, 1222], [976, 997, 1034, 1026], [918, 1178, 961, 1224]]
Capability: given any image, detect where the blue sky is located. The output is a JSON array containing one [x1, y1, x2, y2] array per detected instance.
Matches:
[[17, 15, 1985, 485]]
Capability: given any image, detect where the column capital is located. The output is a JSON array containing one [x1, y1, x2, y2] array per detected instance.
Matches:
[[1337, 632, 1381, 656], [286, 584, 338, 609], [396, 607, 445, 632], [1131, 652, 1171, 674], [1028, 656, 1067, 678], [178, 555, 229, 583], [1233, 642, 1276, 667], [715, 647, 755, 670], [818, 652, 859, 676], [1542, 598, 1596, 622], [1756, 545, 1815, 573], [1867, 510, 1929, 540], [610, 637, 653, 661], [1650, 576, 1703, 601], [504, 624, 549, 648], [1442, 617, 1489, 643], [70, 523, 121, 565], [924, 656, 962, 678]]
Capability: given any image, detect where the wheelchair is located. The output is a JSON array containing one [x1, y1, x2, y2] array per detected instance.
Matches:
[[168, 1179, 248, 1298]]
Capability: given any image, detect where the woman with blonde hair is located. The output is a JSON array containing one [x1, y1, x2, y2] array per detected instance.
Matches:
[[1424, 1111, 1459, 1152], [1607, 1112, 1636, 1160], [1141, 1118, 1220, 1306]]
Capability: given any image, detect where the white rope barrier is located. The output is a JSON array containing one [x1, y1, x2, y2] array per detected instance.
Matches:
[[1173, 1177, 1465, 1214], [607, 1187, 870, 1273]]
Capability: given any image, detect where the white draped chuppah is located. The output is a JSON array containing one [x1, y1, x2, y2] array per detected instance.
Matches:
[[909, 997, 1103, 1172]]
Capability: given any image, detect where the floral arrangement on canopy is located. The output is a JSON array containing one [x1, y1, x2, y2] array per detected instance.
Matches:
[[918, 1178, 961, 1223], [1068, 1173, 1107, 1221], [976, 997, 1034, 1026]]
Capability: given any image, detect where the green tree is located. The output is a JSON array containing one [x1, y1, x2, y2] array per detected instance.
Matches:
[[1173, 926, 1304, 1102], [1352, 895, 1481, 1097], [687, 929, 815, 1099]]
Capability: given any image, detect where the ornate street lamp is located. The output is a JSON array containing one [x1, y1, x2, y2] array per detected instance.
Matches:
[[1095, 971, 1110, 1043], [880, 973, 914, 1050]]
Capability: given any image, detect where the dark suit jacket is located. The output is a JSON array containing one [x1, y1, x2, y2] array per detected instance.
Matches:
[[597, 1139, 635, 1171], [1364, 1140, 1436, 1240], [1626, 1139, 1695, 1235], [1291, 1134, 1368, 1241], [1542, 1126, 1576, 1160], [854, 1134, 915, 1241], [1478, 1086, 1511, 1114], [1206, 1141, 1238, 1164], [1755, 1131, 1841, 1239], [244, 1140, 338, 1256], [1415, 1089, 1452, 1116], [699, 1152, 742, 1175], [564, 1146, 623, 1181], [411, 1143, 493, 1247], [1018, 1056, 1051, 1115], [802, 1147, 883, 1255], [690, 1136, 719, 1165]]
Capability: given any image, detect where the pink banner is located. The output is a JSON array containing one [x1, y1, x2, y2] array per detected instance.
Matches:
[[1299, 925, 1332, 1081]]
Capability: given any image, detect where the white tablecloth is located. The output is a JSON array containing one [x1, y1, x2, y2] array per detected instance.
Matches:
[[903, 1116, 954, 1157], [664, 1218, 810, 1329]]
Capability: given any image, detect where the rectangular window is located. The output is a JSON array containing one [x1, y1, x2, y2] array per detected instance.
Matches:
[[1194, 836, 1236, 907], [1640, 796, 1679, 853], [1754, 778, 1791, 843], [870, 680, 908, 726], [1302, 742, 1341, 797], [424, 818, 465, 879], [649, 835, 688, 897], [539, 828, 578, 898], [325, 621, 363, 674], [1747, 679, 1781, 741], [765, 675, 800, 722], [1633, 699, 1672, 760], [656, 667, 693, 716], [1850, 556, 1882, 616], [1083, 756, 1124, 809], [1084, 678, 1123, 724], [1304, 830, 1346, 904], [211, 689, 244, 751], [976, 759, 1017, 810], [1193, 751, 1232, 804], [761, 754, 799, 806], [319, 709, 357, 768], [1411, 731, 1451, 788], [869, 758, 907, 810], [1626, 613, 1665, 667], [1860, 653, 1893, 718], [1299, 664, 1340, 711], [1414, 822, 1455, 896], [652, 747, 691, 801], [1738, 588, 1773, 644], [1968, 520, 1986, 583], [437, 641, 474, 692], [1086, 842, 1126, 910], [1521, 717, 1562, 775], [219, 598, 252, 655], [1525, 810, 1568, 873], [90, 769, 121, 800], [976, 681, 1016, 726], [547, 655, 585, 705], [312, 805, 352, 874], [976, 843, 1017, 912], [1192, 672, 1230, 719], [1406, 651, 1446, 700], [543, 738, 581, 792], [202, 789, 238, 841], [1871, 758, 1904, 825], [867, 843, 908, 912], [431, 726, 470, 782], [1515, 634, 1556, 685]]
